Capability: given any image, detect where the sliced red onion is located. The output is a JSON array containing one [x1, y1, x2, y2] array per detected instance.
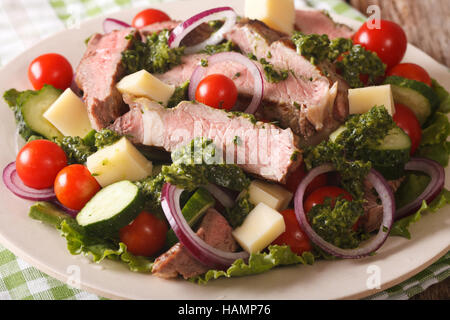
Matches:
[[188, 52, 264, 114], [168, 7, 237, 54], [395, 158, 445, 220], [103, 18, 131, 34], [204, 183, 235, 208], [51, 200, 79, 218], [2, 162, 56, 201], [161, 183, 249, 270], [294, 164, 395, 259]]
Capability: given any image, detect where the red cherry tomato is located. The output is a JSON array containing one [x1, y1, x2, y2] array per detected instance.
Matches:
[[16, 140, 67, 189], [131, 8, 171, 28], [54, 164, 101, 211], [195, 74, 238, 110], [387, 63, 432, 86], [284, 164, 328, 195], [352, 19, 407, 69], [271, 209, 311, 255], [393, 103, 422, 155], [28, 53, 73, 91], [304, 186, 353, 214], [119, 211, 168, 257]]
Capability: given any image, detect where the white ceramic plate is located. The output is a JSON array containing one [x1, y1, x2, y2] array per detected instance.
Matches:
[[0, 0, 449, 300]]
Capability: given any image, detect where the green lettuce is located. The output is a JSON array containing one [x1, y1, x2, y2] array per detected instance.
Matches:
[[191, 245, 314, 284], [416, 80, 450, 165], [60, 219, 152, 272], [29, 203, 152, 273], [432, 79, 450, 113], [391, 188, 450, 239], [416, 112, 450, 166]]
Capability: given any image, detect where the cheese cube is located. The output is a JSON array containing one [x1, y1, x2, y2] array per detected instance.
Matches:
[[248, 180, 293, 211], [43, 88, 92, 137], [116, 70, 175, 106], [245, 0, 295, 35], [86, 137, 152, 187], [348, 85, 396, 116], [232, 203, 286, 253]]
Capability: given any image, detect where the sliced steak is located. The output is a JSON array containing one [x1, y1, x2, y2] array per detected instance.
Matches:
[[294, 10, 354, 40], [225, 21, 346, 145], [75, 28, 136, 130], [361, 178, 405, 232], [152, 208, 238, 279], [139, 20, 181, 37], [110, 94, 301, 183]]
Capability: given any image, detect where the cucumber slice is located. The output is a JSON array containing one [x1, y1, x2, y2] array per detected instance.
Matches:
[[77, 180, 144, 236], [329, 125, 411, 180], [384, 76, 439, 125], [20, 85, 63, 139], [29, 202, 72, 229], [166, 187, 215, 247], [366, 127, 411, 179]]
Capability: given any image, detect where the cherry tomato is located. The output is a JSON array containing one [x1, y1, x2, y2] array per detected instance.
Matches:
[[120, 211, 168, 257], [352, 19, 407, 70], [28, 53, 73, 91], [132, 8, 171, 28], [304, 186, 353, 213], [387, 63, 432, 86], [54, 164, 101, 211], [16, 140, 67, 189], [393, 103, 422, 155], [271, 209, 311, 255], [195, 74, 238, 110], [284, 164, 328, 195]]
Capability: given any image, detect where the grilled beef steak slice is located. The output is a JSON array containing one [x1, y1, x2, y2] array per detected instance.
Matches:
[[152, 208, 238, 279], [224, 21, 347, 145], [294, 9, 354, 39], [110, 94, 301, 183], [75, 28, 136, 130]]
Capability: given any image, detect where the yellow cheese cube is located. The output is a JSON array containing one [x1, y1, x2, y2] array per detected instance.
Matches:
[[348, 85, 396, 116], [245, 0, 295, 35], [232, 203, 286, 253], [248, 180, 293, 211], [43, 88, 92, 137], [86, 137, 152, 187], [116, 70, 175, 106]]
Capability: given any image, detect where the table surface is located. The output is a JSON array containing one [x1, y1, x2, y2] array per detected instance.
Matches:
[[347, 0, 450, 300]]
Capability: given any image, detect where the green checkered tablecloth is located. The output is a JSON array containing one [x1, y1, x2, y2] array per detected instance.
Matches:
[[0, 0, 448, 300]]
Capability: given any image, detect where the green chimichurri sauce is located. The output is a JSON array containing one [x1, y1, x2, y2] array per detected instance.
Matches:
[[291, 32, 386, 88], [121, 30, 185, 75]]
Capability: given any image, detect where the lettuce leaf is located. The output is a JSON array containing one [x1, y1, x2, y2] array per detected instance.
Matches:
[[432, 79, 450, 113], [416, 112, 450, 166], [191, 245, 314, 284], [415, 80, 450, 165], [391, 188, 450, 239], [59, 219, 153, 272]]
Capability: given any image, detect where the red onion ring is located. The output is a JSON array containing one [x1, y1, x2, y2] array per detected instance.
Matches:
[[103, 18, 131, 34], [395, 158, 445, 220], [2, 162, 56, 201], [161, 183, 249, 270], [51, 199, 79, 218], [188, 52, 264, 114], [204, 183, 235, 208], [168, 7, 237, 54], [294, 164, 395, 259]]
